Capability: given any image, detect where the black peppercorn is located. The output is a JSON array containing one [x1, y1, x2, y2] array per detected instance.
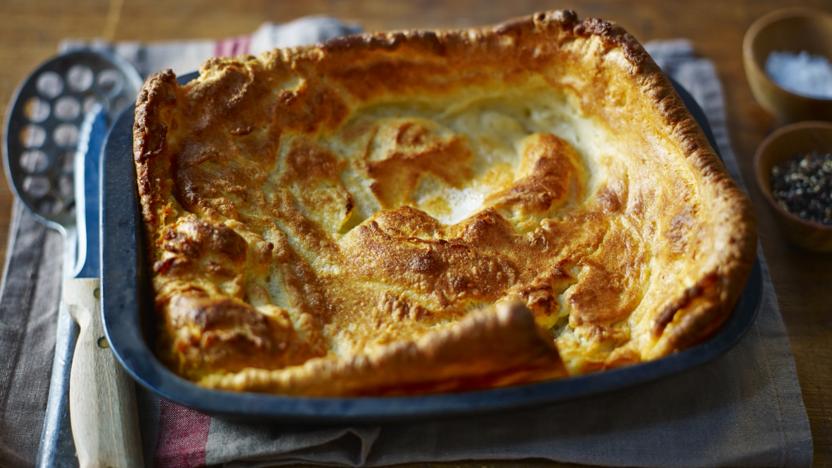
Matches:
[[770, 151, 832, 225]]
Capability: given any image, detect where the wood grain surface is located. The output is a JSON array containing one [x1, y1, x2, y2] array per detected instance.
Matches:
[[2, 0, 830, 465]]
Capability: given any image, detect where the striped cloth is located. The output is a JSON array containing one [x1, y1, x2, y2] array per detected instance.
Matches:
[[0, 18, 813, 467]]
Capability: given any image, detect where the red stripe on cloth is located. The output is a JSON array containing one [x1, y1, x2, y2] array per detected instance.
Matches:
[[215, 38, 233, 57], [230, 35, 251, 56], [154, 398, 211, 468], [214, 35, 252, 58]]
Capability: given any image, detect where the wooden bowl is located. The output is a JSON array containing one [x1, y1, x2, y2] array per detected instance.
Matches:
[[754, 121, 832, 252], [743, 8, 832, 123]]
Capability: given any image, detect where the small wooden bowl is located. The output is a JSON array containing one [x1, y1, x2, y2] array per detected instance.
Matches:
[[743, 8, 832, 123], [754, 121, 832, 252]]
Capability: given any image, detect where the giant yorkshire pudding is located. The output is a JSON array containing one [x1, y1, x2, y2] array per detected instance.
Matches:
[[133, 10, 756, 396]]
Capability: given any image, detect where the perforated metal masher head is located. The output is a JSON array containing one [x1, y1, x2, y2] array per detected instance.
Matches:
[[3, 49, 142, 233]]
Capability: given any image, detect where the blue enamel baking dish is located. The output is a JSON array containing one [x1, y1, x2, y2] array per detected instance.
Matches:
[[100, 76, 762, 422]]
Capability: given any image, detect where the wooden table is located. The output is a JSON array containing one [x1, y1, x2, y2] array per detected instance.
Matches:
[[2, 0, 830, 464]]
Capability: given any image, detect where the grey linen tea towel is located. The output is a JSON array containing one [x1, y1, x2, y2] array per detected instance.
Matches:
[[0, 17, 814, 467]]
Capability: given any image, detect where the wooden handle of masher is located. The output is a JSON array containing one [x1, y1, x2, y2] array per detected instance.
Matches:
[[65, 277, 144, 468]]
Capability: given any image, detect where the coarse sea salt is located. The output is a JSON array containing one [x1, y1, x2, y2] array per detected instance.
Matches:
[[765, 50, 832, 99]]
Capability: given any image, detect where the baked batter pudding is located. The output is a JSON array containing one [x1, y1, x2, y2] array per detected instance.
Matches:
[[133, 10, 756, 396]]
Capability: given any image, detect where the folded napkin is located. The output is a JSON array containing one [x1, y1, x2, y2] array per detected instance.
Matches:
[[0, 18, 813, 467]]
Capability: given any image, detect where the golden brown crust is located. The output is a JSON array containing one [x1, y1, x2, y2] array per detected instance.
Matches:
[[134, 9, 756, 395], [200, 302, 566, 396]]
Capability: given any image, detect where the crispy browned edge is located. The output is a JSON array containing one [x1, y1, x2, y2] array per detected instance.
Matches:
[[133, 10, 757, 372]]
